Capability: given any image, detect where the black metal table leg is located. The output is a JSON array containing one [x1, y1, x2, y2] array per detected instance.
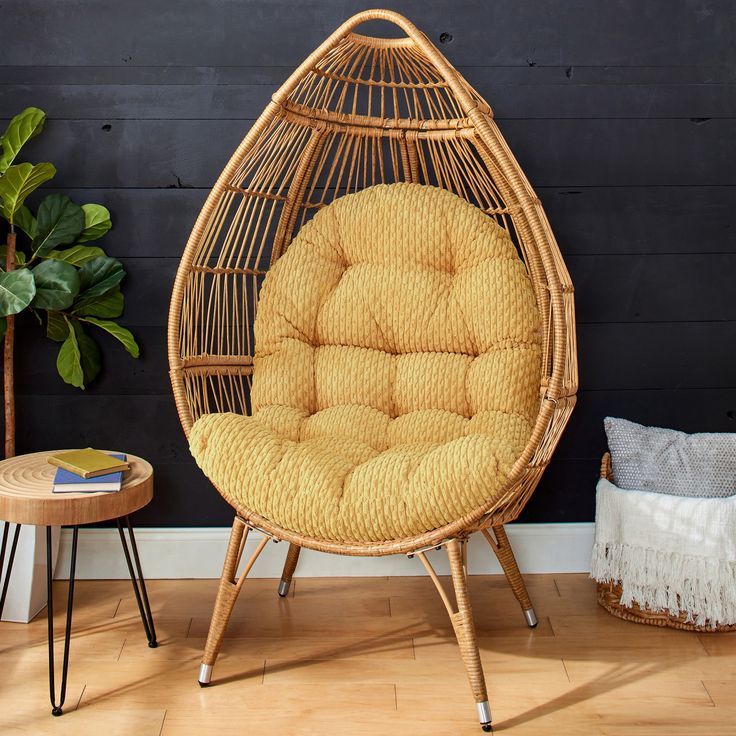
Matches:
[[0, 521, 22, 619], [117, 516, 157, 647], [47, 525, 78, 717]]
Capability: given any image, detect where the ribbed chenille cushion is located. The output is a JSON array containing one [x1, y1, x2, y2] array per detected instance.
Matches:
[[189, 183, 541, 543]]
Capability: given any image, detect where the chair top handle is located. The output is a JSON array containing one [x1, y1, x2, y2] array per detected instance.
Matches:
[[272, 9, 477, 116]]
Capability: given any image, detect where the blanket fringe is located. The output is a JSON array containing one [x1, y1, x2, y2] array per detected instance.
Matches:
[[591, 542, 736, 628]]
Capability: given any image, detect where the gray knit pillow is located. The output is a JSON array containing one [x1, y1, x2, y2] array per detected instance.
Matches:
[[604, 417, 736, 498]]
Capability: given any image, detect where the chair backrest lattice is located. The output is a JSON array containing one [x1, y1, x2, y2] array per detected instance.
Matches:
[[169, 10, 578, 525]]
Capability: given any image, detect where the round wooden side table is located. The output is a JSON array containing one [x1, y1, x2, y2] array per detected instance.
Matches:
[[0, 450, 157, 716]]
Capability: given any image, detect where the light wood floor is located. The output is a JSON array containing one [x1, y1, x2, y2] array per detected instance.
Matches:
[[2, 574, 735, 735]]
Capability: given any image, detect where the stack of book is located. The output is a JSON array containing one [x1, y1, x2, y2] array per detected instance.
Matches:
[[48, 448, 130, 494]]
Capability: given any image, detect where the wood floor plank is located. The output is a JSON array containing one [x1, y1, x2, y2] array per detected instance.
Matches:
[[564, 656, 736, 682], [397, 682, 606, 735], [4, 708, 165, 736], [261, 656, 567, 688], [294, 575, 392, 597], [161, 711, 481, 736], [121, 633, 415, 661], [77, 658, 266, 709], [2, 576, 735, 734], [697, 633, 736, 656], [412, 632, 707, 662], [701, 680, 736, 707], [0, 662, 85, 710], [167, 681, 396, 713], [595, 705, 736, 736], [389, 592, 556, 636], [548, 610, 704, 645], [1, 629, 126, 664], [114, 577, 294, 619], [385, 573, 559, 597], [186, 592, 390, 635], [0, 616, 191, 646], [411, 634, 568, 678]]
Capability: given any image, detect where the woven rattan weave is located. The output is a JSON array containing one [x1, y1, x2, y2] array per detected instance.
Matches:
[[168, 10, 578, 730]]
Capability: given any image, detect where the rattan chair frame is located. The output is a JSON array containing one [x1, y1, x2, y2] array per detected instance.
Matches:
[[168, 9, 578, 729]]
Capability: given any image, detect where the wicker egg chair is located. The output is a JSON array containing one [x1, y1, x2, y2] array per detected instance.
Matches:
[[168, 9, 577, 732]]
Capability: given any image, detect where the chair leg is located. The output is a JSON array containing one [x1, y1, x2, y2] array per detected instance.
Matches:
[[278, 543, 300, 597], [198, 516, 270, 686], [416, 540, 492, 732], [482, 525, 538, 628]]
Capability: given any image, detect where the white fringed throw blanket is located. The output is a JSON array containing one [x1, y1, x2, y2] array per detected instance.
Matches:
[[591, 478, 736, 628]]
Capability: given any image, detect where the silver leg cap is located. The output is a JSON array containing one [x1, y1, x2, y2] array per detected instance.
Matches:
[[198, 663, 213, 685], [523, 608, 538, 628], [477, 700, 492, 728], [278, 580, 291, 597]]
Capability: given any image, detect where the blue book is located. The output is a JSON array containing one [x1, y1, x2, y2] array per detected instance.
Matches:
[[52, 454, 127, 493]]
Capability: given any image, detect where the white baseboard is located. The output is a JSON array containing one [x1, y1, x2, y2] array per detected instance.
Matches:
[[55, 523, 594, 579]]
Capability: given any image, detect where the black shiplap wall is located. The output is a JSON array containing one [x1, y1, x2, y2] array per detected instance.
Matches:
[[2, 1, 735, 525]]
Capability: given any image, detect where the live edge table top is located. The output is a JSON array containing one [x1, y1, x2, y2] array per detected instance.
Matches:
[[0, 451, 153, 526]]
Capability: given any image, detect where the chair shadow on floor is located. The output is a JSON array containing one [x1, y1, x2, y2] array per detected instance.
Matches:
[[489, 662, 669, 732], [80, 619, 678, 733], [4, 576, 702, 732]]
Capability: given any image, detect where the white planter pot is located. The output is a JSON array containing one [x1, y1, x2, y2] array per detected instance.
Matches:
[[1, 524, 60, 623]]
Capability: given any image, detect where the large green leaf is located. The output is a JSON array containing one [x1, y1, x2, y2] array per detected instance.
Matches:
[[45, 244, 105, 267], [0, 268, 35, 316], [72, 321, 101, 385], [32, 194, 84, 256], [56, 318, 84, 388], [83, 316, 139, 358], [13, 205, 36, 239], [72, 285, 123, 318], [31, 259, 80, 310], [0, 107, 45, 174], [0, 162, 56, 223], [46, 310, 67, 341], [76, 255, 125, 300], [77, 204, 112, 243]]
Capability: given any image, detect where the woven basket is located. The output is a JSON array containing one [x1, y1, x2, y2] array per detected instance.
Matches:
[[597, 453, 736, 632]]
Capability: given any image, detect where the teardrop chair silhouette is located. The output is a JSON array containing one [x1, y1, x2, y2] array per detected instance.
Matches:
[[169, 9, 577, 731]]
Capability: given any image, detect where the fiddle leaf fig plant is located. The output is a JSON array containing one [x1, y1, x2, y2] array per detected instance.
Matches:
[[0, 107, 139, 389]]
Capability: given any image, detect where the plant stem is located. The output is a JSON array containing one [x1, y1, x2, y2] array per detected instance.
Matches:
[[4, 231, 15, 458]]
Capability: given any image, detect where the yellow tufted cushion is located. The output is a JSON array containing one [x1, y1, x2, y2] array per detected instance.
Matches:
[[189, 183, 541, 543]]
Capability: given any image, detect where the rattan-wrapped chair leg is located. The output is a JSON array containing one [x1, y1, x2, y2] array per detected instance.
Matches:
[[417, 540, 492, 732], [481, 526, 537, 628], [278, 543, 301, 597], [199, 517, 270, 686]]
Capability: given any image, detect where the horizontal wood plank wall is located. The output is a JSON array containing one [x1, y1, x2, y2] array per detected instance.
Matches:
[[2, 0, 735, 526]]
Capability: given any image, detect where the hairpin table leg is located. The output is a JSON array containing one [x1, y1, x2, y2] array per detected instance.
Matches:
[[47, 525, 77, 716], [117, 516, 157, 647], [0, 520, 21, 618]]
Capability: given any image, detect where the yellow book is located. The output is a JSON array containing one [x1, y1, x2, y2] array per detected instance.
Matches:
[[47, 448, 130, 479]]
